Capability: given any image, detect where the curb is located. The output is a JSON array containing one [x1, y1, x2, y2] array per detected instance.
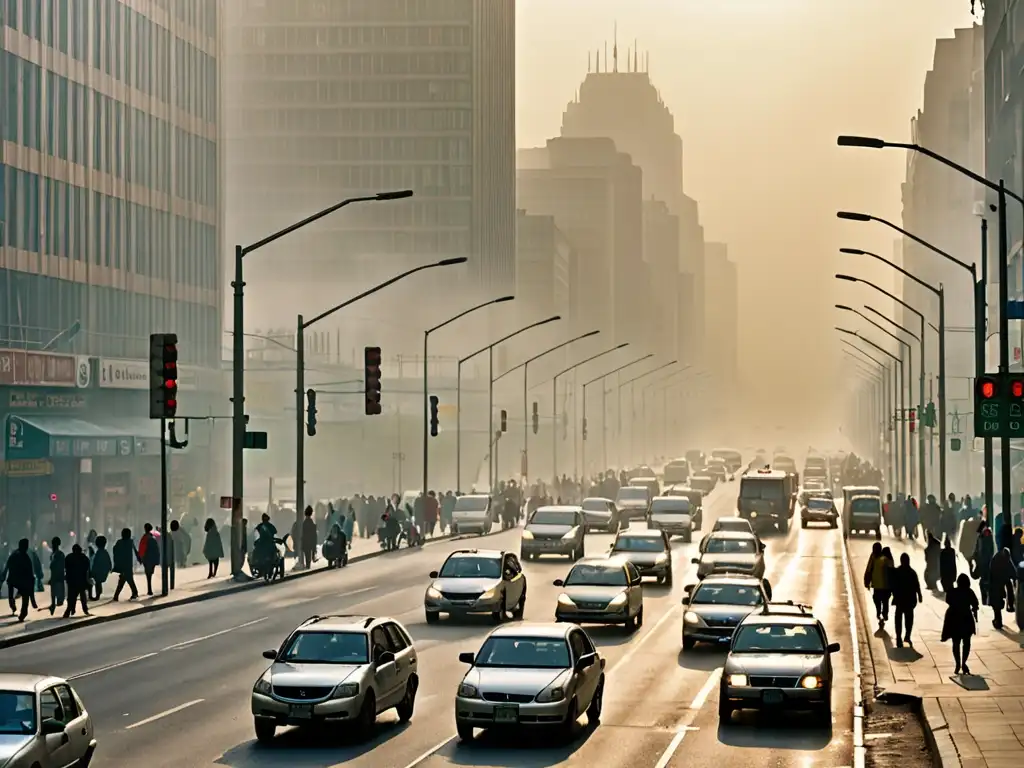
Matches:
[[920, 697, 962, 768], [0, 531, 465, 650], [837, 521, 867, 768]]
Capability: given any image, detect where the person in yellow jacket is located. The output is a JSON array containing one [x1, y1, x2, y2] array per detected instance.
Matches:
[[864, 541, 894, 629]]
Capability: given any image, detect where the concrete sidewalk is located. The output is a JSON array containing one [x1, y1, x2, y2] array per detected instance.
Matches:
[[0, 532, 420, 647], [857, 537, 1024, 768]]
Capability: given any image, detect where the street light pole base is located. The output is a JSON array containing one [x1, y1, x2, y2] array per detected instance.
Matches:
[[232, 571, 253, 583]]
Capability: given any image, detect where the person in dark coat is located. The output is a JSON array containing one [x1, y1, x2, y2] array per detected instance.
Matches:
[[923, 532, 941, 591], [939, 536, 958, 594], [4, 539, 35, 622], [111, 528, 140, 601], [889, 552, 923, 647], [988, 546, 1017, 630], [139, 523, 161, 596], [301, 506, 317, 569], [90, 536, 111, 600], [203, 518, 224, 578], [942, 573, 980, 675], [47, 536, 66, 615], [63, 544, 91, 617], [972, 521, 995, 604]]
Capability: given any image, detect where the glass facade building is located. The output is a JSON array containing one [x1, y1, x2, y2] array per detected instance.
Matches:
[[0, 0, 221, 366]]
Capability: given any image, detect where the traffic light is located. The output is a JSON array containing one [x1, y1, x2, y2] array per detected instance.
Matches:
[[924, 401, 937, 428], [429, 395, 439, 437], [1010, 377, 1024, 400], [148, 333, 178, 419], [532, 401, 539, 434], [909, 408, 916, 434], [978, 376, 999, 400], [364, 346, 382, 415], [500, 409, 508, 432], [306, 388, 317, 437], [582, 417, 588, 440]]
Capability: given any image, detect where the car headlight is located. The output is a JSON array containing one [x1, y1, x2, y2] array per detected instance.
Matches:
[[458, 682, 480, 698], [728, 674, 748, 687], [332, 682, 360, 699], [557, 593, 575, 607], [750, 511, 758, 518], [561, 527, 579, 540], [479, 587, 498, 601], [683, 610, 704, 626], [800, 675, 823, 689], [535, 683, 567, 703], [253, 675, 272, 696], [655, 553, 669, 564], [608, 592, 627, 607], [521, 529, 534, 540], [426, 585, 442, 599]]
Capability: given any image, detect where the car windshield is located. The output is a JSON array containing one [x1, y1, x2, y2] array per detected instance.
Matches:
[[0, 691, 35, 735], [529, 510, 577, 526], [454, 497, 489, 513], [617, 487, 647, 502], [613, 536, 665, 553], [705, 537, 757, 554], [732, 623, 825, 653], [440, 556, 501, 579], [740, 479, 784, 501], [850, 498, 880, 513], [280, 631, 370, 664], [808, 498, 833, 509], [692, 584, 764, 606], [715, 521, 751, 532], [651, 499, 690, 514], [565, 563, 627, 587], [664, 464, 689, 484], [475, 637, 572, 669], [581, 499, 610, 512]]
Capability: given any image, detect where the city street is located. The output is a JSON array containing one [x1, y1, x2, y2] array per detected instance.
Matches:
[[1, 482, 857, 768]]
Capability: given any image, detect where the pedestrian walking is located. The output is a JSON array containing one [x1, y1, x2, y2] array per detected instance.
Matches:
[[988, 545, 1017, 630], [203, 518, 224, 578], [301, 506, 317, 569], [4, 539, 34, 622], [939, 536, 957, 594], [864, 542, 893, 629], [942, 573, 980, 675], [47, 537, 66, 615], [971, 520, 995, 604], [111, 528, 140, 601], [139, 523, 161, 596], [90, 536, 111, 600], [923, 532, 941, 590], [63, 544, 91, 617], [889, 552, 922, 647], [167, 520, 182, 589]]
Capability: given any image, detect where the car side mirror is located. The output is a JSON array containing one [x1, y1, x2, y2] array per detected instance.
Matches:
[[691, 557, 699, 564], [429, 571, 439, 579], [376, 650, 396, 666], [553, 579, 564, 587], [41, 718, 65, 735], [575, 653, 595, 671], [262, 649, 277, 660], [827, 642, 841, 654], [680, 595, 689, 605], [459, 652, 475, 665]]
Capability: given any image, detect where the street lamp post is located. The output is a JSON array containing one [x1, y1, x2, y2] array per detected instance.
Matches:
[[580, 354, 654, 477], [837, 246, 946, 502], [491, 330, 601, 487], [293, 258, 465, 525], [423, 296, 515, 496], [836, 272, 928, 504], [652, 370, 707, 461], [844, 356, 884, 460], [542, 343, 629, 482], [231, 189, 412, 577], [842, 340, 891, 475], [616, 361, 684, 466]]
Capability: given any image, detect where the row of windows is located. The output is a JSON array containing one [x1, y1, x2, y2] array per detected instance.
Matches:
[[240, 0, 474, 23], [239, 23, 471, 50], [3, 165, 218, 290], [0, 268, 220, 365], [231, 136, 470, 164], [229, 105, 474, 134], [232, 51, 471, 78], [1, 51, 217, 206], [4, 0, 218, 123], [232, 162, 472, 197], [236, 64, 471, 105]]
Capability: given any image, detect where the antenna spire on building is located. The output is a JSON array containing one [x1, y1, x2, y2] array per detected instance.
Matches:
[[604, 41, 608, 72], [634, 40, 638, 72], [588, 50, 591, 72], [613, 21, 618, 72]]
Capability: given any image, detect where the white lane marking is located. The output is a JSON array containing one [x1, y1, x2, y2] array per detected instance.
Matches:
[[125, 698, 205, 730], [653, 668, 722, 768], [837, 517, 866, 768], [161, 617, 268, 651], [69, 653, 159, 680], [280, 585, 378, 607]]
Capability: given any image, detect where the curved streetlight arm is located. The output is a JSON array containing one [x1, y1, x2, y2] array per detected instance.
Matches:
[[620, 361, 685, 388], [834, 273, 926, 324], [583, 354, 654, 388], [492, 329, 599, 383], [838, 251, 940, 298], [838, 213, 974, 276], [843, 351, 883, 380], [835, 305, 910, 353], [306, 257, 467, 329], [458, 315, 562, 367], [429, 295, 515, 336], [544, 343, 630, 385], [836, 327, 899, 364], [863, 305, 920, 341], [840, 338, 886, 369]]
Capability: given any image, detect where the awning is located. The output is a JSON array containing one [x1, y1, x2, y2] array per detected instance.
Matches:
[[3, 415, 187, 460]]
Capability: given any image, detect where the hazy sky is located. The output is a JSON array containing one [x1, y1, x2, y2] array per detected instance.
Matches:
[[515, 0, 976, 433]]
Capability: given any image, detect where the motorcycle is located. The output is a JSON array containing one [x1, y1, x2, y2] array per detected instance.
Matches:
[[250, 534, 289, 582]]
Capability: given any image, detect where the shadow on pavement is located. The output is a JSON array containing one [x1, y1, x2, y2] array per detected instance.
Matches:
[[585, 624, 637, 648], [677, 648, 727, 672], [445, 716, 597, 766], [950, 673, 989, 691], [718, 711, 833, 750], [217, 718, 410, 767]]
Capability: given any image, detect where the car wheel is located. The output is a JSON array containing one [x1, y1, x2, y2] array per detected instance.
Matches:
[[718, 696, 733, 722], [801, 519, 808, 529], [356, 691, 377, 740], [607, 520, 617, 534], [579, 541, 585, 559], [457, 721, 475, 741], [636, 605, 644, 628], [587, 678, 604, 724], [683, 531, 692, 543], [492, 595, 507, 623], [625, 610, 637, 631], [682, 636, 696, 650], [561, 697, 579, 739], [425, 610, 439, 624], [512, 587, 527, 619], [665, 569, 673, 587], [396, 677, 418, 723], [254, 718, 276, 744], [830, 519, 838, 529], [817, 696, 833, 725]]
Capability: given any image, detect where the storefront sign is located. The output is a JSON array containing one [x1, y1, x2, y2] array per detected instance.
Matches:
[[0, 458, 54, 477], [7, 390, 88, 410], [98, 357, 199, 391], [49, 436, 128, 458], [0, 349, 77, 387]]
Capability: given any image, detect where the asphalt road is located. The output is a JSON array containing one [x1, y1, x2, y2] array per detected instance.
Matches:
[[2, 483, 857, 768]]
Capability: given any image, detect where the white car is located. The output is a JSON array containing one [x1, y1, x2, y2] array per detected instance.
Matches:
[[647, 497, 695, 541], [0, 674, 97, 767]]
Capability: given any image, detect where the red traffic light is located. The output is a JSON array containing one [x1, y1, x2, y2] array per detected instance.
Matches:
[[1013, 380, 1024, 398], [164, 379, 177, 389], [980, 378, 998, 399]]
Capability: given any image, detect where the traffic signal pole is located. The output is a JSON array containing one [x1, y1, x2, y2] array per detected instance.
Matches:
[[979, 217, 994, 517], [296, 314, 306, 529], [997, 182, 1011, 522]]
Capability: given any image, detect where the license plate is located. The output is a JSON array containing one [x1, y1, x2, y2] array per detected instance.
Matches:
[[493, 705, 519, 724], [289, 704, 313, 719], [762, 690, 784, 705]]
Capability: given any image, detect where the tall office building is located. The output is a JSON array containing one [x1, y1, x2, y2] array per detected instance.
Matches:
[[225, 0, 516, 307], [0, 0, 222, 542], [704, 242, 738, 387]]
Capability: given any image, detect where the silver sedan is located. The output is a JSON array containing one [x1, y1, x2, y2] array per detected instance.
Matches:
[[0, 674, 97, 768]]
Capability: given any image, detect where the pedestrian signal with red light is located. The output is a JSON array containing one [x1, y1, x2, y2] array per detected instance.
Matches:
[[1011, 379, 1024, 399], [909, 408, 916, 434], [977, 376, 999, 400], [149, 333, 178, 419]]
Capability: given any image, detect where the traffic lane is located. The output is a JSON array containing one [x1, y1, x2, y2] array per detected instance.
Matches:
[[400, 513, 810, 767], [664, 527, 855, 768], [86, 526, 707, 768], [0, 527, 526, 677]]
